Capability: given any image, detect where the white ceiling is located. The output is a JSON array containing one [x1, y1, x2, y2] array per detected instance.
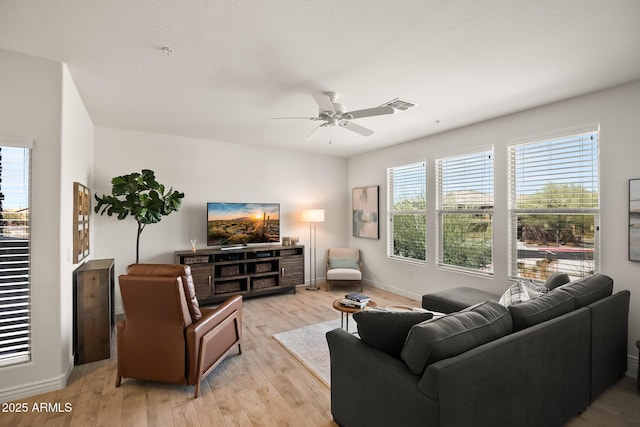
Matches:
[[1, 1, 639, 157]]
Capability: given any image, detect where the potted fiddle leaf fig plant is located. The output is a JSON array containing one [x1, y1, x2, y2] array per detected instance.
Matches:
[[94, 169, 185, 263]]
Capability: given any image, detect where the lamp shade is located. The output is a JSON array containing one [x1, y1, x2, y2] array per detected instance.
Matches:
[[302, 209, 325, 223]]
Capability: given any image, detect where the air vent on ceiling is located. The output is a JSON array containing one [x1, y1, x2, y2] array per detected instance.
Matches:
[[381, 98, 417, 111]]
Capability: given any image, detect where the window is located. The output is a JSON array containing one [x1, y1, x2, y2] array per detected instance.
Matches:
[[387, 162, 426, 262], [0, 140, 31, 368], [436, 149, 494, 274], [508, 130, 599, 281]]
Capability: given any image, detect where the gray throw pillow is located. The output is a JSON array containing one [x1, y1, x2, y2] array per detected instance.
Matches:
[[555, 273, 613, 308], [353, 309, 433, 358], [544, 272, 571, 290], [401, 300, 512, 375]]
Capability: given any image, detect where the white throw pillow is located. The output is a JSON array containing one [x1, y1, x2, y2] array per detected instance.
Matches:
[[520, 279, 550, 297], [499, 281, 531, 307]]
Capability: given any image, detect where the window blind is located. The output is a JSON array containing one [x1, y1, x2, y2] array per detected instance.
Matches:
[[387, 162, 426, 262], [508, 130, 599, 280], [436, 150, 494, 273], [510, 132, 599, 211], [0, 144, 31, 367]]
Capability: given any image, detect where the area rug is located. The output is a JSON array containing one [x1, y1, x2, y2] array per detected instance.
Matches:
[[273, 319, 357, 388]]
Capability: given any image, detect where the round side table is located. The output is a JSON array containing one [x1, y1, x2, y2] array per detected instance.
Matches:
[[332, 299, 377, 331]]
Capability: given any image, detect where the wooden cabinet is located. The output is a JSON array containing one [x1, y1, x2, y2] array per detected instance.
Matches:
[[74, 258, 115, 364], [174, 245, 304, 304]]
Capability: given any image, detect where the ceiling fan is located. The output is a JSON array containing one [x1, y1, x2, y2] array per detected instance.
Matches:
[[272, 92, 395, 140]]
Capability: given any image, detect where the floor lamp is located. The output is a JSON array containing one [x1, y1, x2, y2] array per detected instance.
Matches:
[[302, 209, 324, 291]]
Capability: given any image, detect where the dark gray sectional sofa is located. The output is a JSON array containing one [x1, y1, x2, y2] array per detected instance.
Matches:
[[326, 274, 629, 427]]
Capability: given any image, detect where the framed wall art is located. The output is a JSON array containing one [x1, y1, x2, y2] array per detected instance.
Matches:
[[630, 179, 640, 261], [352, 185, 379, 239], [73, 182, 91, 263]]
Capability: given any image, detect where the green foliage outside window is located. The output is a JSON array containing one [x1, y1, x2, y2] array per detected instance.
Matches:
[[441, 214, 492, 270]]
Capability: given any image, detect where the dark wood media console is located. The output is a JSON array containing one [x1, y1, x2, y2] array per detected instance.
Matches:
[[174, 245, 304, 304]]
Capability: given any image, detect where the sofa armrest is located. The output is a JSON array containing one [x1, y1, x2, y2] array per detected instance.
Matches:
[[420, 307, 590, 427], [588, 290, 630, 400], [326, 328, 437, 427]]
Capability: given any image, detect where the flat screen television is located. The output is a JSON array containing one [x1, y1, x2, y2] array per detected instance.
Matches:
[[207, 202, 280, 246]]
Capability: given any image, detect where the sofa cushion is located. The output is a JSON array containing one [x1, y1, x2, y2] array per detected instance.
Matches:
[[508, 289, 575, 332], [498, 282, 531, 307], [353, 309, 434, 358], [556, 274, 613, 308], [401, 300, 512, 375], [544, 272, 571, 290]]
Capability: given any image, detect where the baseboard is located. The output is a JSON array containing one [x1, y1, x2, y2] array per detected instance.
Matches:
[[0, 357, 74, 403], [362, 278, 422, 302]]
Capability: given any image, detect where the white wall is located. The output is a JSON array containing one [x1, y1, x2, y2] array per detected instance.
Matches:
[[349, 80, 640, 371], [0, 50, 63, 400], [93, 127, 349, 313], [60, 64, 94, 377]]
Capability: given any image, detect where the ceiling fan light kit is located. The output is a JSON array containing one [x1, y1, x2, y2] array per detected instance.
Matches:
[[273, 91, 401, 141]]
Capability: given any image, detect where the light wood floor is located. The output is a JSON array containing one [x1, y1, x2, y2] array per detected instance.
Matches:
[[2, 284, 639, 426]]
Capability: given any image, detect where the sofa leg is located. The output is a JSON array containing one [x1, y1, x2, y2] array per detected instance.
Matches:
[[115, 375, 122, 387]]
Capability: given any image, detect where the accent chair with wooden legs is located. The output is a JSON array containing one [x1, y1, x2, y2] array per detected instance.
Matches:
[[326, 248, 363, 291]]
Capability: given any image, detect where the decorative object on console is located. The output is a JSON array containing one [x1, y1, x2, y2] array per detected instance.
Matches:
[[302, 209, 324, 291], [94, 169, 184, 263], [352, 185, 379, 239], [629, 179, 640, 261], [73, 182, 91, 263]]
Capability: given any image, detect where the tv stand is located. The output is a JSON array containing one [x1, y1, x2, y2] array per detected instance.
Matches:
[[174, 244, 304, 304]]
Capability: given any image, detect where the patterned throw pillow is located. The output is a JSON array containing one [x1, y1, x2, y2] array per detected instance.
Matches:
[[520, 279, 550, 297], [499, 281, 531, 307]]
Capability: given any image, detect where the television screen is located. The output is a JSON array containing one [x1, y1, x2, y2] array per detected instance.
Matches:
[[207, 202, 280, 246]]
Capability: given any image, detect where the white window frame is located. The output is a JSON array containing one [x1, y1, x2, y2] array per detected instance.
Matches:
[[0, 136, 32, 368], [436, 148, 494, 275], [387, 161, 427, 263], [508, 127, 599, 281]]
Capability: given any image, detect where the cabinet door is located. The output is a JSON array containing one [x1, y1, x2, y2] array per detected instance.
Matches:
[[280, 255, 304, 287], [189, 264, 213, 300]]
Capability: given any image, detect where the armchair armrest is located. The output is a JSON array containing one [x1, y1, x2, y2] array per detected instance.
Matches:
[[185, 295, 243, 396]]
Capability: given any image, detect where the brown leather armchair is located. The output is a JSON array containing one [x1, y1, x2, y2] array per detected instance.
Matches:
[[115, 264, 242, 398]]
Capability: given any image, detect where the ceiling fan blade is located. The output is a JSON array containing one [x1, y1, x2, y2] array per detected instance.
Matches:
[[306, 123, 327, 140], [312, 93, 335, 113], [341, 121, 374, 137], [344, 105, 394, 120], [271, 116, 319, 120]]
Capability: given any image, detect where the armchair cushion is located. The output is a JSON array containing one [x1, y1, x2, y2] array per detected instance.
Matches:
[[327, 268, 362, 281], [126, 263, 202, 322]]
